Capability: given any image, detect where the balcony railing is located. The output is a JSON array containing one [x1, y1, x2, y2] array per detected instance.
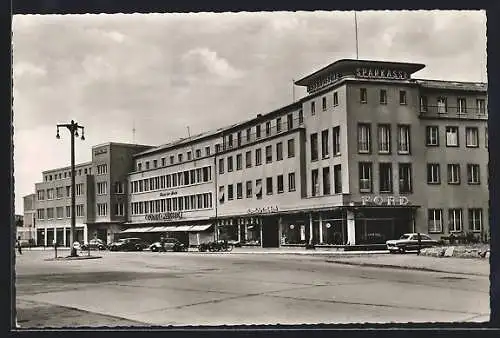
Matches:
[[419, 105, 488, 120]]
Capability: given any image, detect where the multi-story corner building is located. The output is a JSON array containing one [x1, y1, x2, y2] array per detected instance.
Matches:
[[31, 142, 152, 246], [124, 58, 488, 248], [19, 194, 36, 242]]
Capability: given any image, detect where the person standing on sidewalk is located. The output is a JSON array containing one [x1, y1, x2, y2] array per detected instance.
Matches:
[[160, 235, 166, 252], [16, 236, 22, 255]]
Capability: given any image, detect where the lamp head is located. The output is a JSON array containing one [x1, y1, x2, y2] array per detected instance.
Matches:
[[74, 129, 79, 138], [56, 128, 60, 139]]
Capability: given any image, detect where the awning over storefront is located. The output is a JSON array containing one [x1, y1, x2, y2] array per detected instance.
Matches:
[[123, 224, 213, 233], [121, 227, 154, 233], [189, 224, 212, 232]]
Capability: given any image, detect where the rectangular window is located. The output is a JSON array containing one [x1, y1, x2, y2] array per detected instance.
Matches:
[[65, 206, 71, 218], [334, 164, 342, 193], [426, 126, 439, 146], [379, 163, 393, 193], [97, 203, 108, 216], [215, 144, 221, 153], [360, 88, 367, 103], [266, 177, 273, 195], [288, 172, 296, 192], [37, 190, 45, 200], [322, 97, 327, 111], [276, 117, 282, 133], [256, 125, 261, 139], [137, 163, 142, 171], [47, 207, 54, 219], [477, 99, 486, 115], [245, 151, 252, 168], [97, 182, 107, 195], [446, 127, 459, 147], [379, 89, 387, 104], [311, 101, 316, 115], [218, 186, 225, 204], [276, 142, 283, 161], [187, 151, 192, 161], [255, 148, 262, 166], [420, 96, 428, 112], [246, 128, 251, 142], [256, 179, 263, 199], [161, 157, 166, 166], [397, 125, 411, 154], [205, 146, 211, 156], [299, 110, 304, 124], [236, 154, 242, 170], [37, 209, 45, 220], [246, 181, 253, 198], [265, 145, 273, 163], [219, 158, 224, 174], [227, 184, 234, 200], [399, 90, 407, 105], [437, 97, 447, 114], [266, 121, 271, 136], [195, 149, 201, 158], [448, 209, 463, 232], [277, 175, 284, 193], [457, 98, 467, 113], [333, 92, 339, 106], [399, 163, 413, 193], [236, 183, 243, 199], [56, 187, 64, 199], [310, 133, 319, 161], [115, 203, 125, 216], [287, 138, 295, 158], [377, 124, 391, 153], [97, 164, 108, 175], [445, 164, 461, 184], [428, 209, 443, 233], [358, 123, 371, 153], [46, 188, 54, 200], [311, 169, 319, 197], [469, 208, 482, 232], [467, 164, 480, 184], [227, 156, 233, 172], [322, 167, 331, 195], [465, 127, 479, 147], [427, 163, 441, 184], [287, 114, 293, 130], [359, 162, 372, 192], [153, 159, 158, 168], [228, 134, 233, 148], [76, 204, 85, 217], [332, 126, 340, 156], [170, 155, 174, 164], [178, 154, 183, 162], [321, 129, 329, 158], [65, 185, 71, 197], [56, 207, 63, 219], [237, 131, 242, 147]]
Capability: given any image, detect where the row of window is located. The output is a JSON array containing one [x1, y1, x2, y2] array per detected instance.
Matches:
[[357, 124, 411, 154], [359, 163, 413, 193], [311, 91, 340, 115], [421, 96, 487, 114], [130, 166, 212, 194], [310, 127, 341, 161], [37, 182, 125, 200], [428, 208, 483, 233], [311, 165, 343, 196], [219, 139, 296, 174], [44, 167, 94, 182], [136, 115, 306, 172], [219, 173, 296, 202], [37, 205, 85, 219], [130, 193, 213, 215], [427, 163, 481, 185], [425, 125, 487, 148]]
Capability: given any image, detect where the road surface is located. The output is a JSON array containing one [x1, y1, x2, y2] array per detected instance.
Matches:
[[14, 250, 489, 327]]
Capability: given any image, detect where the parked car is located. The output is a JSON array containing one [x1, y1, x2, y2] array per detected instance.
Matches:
[[81, 238, 107, 251], [108, 238, 149, 252], [386, 233, 439, 254], [149, 238, 187, 252]]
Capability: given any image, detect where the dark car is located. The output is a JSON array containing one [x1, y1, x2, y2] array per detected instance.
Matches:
[[386, 233, 439, 254], [108, 237, 149, 252], [149, 238, 187, 252], [81, 238, 107, 251]]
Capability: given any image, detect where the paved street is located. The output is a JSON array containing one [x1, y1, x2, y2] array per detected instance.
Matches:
[[15, 250, 489, 327]]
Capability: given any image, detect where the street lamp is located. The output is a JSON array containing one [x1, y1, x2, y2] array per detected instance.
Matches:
[[56, 120, 85, 257]]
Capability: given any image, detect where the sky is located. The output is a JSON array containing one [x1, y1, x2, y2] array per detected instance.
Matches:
[[12, 10, 487, 214]]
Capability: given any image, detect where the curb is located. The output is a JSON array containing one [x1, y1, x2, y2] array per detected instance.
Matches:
[[44, 256, 103, 261], [324, 260, 489, 277]]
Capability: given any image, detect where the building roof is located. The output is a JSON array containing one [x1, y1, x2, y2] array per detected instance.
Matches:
[[42, 161, 93, 174], [295, 59, 426, 87], [415, 79, 487, 93], [91, 142, 155, 149]]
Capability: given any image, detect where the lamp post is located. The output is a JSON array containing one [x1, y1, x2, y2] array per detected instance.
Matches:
[[56, 120, 85, 257]]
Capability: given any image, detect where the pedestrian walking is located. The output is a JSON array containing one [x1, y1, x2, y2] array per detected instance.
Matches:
[[160, 235, 166, 252], [16, 236, 22, 255]]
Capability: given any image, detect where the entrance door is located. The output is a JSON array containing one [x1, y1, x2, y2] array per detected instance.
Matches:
[[262, 219, 279, 248]]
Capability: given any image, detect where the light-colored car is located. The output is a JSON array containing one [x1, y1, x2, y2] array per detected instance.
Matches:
[[386, 233, 438, 254], [149, 238, 186, 252], [81, 238, 107, 251]]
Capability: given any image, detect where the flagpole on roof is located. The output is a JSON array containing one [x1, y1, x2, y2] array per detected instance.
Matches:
[[354, 11, 359, 60]]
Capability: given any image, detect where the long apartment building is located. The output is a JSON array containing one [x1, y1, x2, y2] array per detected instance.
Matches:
[[26, 58, 488, 248]]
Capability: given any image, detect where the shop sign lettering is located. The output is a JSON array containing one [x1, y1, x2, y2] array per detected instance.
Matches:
[[159, 191, 178, 197], [361, 195, 409, 206], [355, 67, 409, 80], [94, 148, 108, 156], [145, 212, 183, 221], [247, 206, 279, 215], [308, 72, 344, 93]]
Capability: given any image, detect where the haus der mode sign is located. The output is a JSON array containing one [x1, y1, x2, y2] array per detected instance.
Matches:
[[145, 211, 183, 221]]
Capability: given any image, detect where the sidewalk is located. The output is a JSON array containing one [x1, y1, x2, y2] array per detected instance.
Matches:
[[325, 254, 490, 276]]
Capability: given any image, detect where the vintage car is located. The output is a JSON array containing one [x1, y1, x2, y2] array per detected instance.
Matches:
[[149, 238, 187, 252], [108, 238, 149, 252], [81, 238, 107, 251], [386, 233, 439, 254]]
